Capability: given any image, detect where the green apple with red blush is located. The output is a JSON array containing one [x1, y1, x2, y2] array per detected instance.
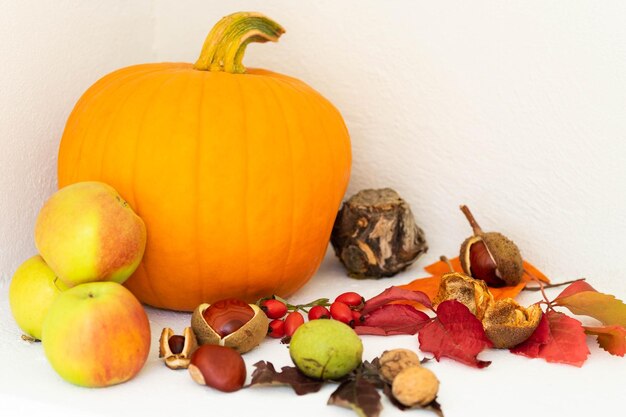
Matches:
[[9, 255, 68, 340], [34, 181, 146, 287], [42, 281, 151, 387]]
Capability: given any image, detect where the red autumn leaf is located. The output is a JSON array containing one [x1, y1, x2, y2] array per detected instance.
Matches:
[[542, 311, 590, 367], [584, 325, 626, 357], [554, 280, 596, 300], [355, 304, 430, 336], [511, 311, 589, 366], [362, 286, 433, 314], [418, 300, 492, 368], [553, 288, 626, 328]]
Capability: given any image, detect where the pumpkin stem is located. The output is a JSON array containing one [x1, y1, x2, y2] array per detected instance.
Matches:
[[193, 12, 285, 74]]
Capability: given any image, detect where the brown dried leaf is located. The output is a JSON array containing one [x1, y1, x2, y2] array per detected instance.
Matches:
[[328, 376, 382, 417], [248, 361, 324, 395]]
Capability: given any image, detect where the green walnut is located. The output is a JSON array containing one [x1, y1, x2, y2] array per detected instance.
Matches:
[[289, 319, 363, 380]]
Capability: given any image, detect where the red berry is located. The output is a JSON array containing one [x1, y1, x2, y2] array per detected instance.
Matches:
[[308, 305, 331, 320], [260, 299, 288, 319], [284, 311, 305, 336], [335, 292, 365, 309], [351, 310, 364, 327], [267, 319, 285, 338], [330, 301, 353, 325]]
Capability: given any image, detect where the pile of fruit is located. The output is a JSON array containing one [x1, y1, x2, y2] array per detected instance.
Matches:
[[7, 9, 625, 417], [10, 181, 150, 387]]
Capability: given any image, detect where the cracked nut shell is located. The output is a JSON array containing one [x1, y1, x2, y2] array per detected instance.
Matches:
[[433, 272, 494, 320], [482, 298, 543, 348], [191, 301, 268, 353], [158, 327, 198, 369]]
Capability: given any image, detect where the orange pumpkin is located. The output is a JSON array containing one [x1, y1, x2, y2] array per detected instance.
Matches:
[[57, 12, 351, 311]]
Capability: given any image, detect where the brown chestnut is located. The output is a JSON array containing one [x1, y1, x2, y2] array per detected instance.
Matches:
[[188, 344, 246, 392], [191, 298, 268, 353], [202, 299, 255, 338], [168, 335, 186, 354], [459, 205, 524, 287]]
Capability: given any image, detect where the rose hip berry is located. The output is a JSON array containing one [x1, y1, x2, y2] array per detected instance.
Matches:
[[260, 299, 288, 319], [284, 311, 305, 336], [335, 292, 365, 309], [267, 319, 285, 338], [330, 301, 353, 326], [351, 310, 364, 326], [308, 305, 331, 320]]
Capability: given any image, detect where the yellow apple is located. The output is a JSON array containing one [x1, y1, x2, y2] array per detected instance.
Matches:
[[34, 181, 146, 287], [42, 281, 151, 387], [9, 255, 68, 340]]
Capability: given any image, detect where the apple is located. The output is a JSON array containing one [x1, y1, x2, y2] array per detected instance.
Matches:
[[34, 181, 146, 287], [42, 281, 151, 387], [9, 255, 68, 340]]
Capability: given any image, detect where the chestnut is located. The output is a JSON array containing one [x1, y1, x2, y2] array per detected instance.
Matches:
[[459, 205, 524, 287], [191, 298, 268, 353], [188, 344, 246, 392]]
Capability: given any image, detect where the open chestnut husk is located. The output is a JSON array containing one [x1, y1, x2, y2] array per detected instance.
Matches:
[[433, 271, 493, 320], [191, 298, 268, 354], [482, 298, 543, 348], [158, 327, 198, 370], [459, 205, 524, 287]]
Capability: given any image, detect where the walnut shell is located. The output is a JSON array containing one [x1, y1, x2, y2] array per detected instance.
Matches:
[[482, 298, 543, 348], [191, 302, 268, 354], [379, 349, 421, 383], [392, 366, 439, 407], [432, 272, 493, 320]]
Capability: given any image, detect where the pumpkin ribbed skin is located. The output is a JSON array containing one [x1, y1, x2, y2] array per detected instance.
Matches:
[[57, 63, 351, 311]]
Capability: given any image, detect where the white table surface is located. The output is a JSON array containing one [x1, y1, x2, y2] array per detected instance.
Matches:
[[1, 248, 624, 417]]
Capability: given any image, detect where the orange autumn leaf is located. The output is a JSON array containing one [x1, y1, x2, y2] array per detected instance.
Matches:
[[584, 325, 626, 357], [400, 257, 550, 303]]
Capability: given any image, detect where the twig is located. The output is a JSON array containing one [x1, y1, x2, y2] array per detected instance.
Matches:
[[522, 278, 586, 291]]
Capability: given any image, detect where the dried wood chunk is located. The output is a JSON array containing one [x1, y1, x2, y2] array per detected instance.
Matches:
[[331, 188, 427, 278]]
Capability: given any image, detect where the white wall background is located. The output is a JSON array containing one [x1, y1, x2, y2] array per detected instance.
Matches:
[[2, 1, 625, 294]]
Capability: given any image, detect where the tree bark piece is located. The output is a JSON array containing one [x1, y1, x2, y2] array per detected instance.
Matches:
[[331, 188, 428, 278]]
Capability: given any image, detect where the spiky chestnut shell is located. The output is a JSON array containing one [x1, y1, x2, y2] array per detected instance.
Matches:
[[460, 232, 524, 287]]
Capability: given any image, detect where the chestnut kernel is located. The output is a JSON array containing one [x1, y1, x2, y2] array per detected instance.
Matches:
[[459, 205, 524, 287], [202, 299, 255, 338], [188, 344, 246, 392], [469, 240, 504, 287], [168, 335, 186, 355], [191, 299, 268, 354], [158, 327, 198, 370]]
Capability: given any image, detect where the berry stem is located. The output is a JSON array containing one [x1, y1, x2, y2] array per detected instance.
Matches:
[[460, 205, 484, 235]]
